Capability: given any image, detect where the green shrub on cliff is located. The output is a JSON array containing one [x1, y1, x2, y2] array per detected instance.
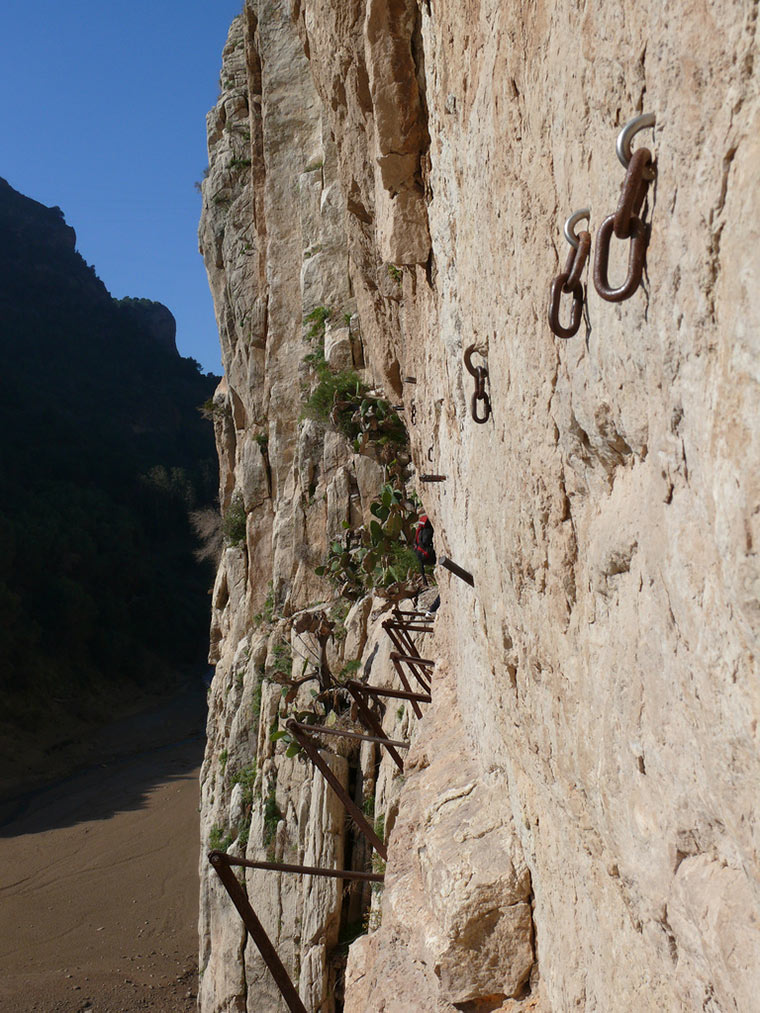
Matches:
[[222, 495, 246, 546]]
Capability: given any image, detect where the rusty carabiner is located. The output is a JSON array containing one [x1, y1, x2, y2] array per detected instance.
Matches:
[[548, 210, 591, 339], [464, 345, 491, 424]]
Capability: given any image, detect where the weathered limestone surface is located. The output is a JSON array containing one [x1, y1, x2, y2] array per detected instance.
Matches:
[[197, 10, 362, 1011], [199, 1, 760, 1011]]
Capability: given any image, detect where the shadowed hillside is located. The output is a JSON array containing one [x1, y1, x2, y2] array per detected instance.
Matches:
[[0, 177, 219, 796]]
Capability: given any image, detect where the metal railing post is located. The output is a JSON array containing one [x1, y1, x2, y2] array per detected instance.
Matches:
[[209, 851, 307, 1013]]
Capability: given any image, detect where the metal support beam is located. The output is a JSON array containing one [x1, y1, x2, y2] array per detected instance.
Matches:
[[286, 720, 388, 860], [391, 609, 433, 621], [440, 556, 475, 586], [213, 852, 384, 883], [392, 655, 431, 696], [385, 655, 424, 718], [382, 621, 430, 669], [345, 684, 405, 771], [209, 851, 307, 1013], [389, 651, 434, 668], [346, 679, 431, 705], [289, 720, 409, 750], [384, 620, 434, 634]]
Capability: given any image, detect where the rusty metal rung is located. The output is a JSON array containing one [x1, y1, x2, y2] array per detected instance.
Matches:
[[345, 685, 406, 771], [347, 679, 431, 704], [383, 620, 434, 633], [389, 651, 434, 667], [213, 853, 384, 882], [291, 720, 409, 749], [440, 555, 475, 586], [287, 720, 388, 860]]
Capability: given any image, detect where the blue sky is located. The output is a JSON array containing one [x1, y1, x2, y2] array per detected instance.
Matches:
[[2, 0, 244, 373]]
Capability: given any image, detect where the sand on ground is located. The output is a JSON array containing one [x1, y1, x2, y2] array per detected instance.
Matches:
[[0, 685, 206, 1013]]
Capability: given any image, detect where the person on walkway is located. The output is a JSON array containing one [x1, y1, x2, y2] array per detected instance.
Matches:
[[413, 513, 436, 585]]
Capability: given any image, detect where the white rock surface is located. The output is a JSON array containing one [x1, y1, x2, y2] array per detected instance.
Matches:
[[199, 1, 760, 1011]]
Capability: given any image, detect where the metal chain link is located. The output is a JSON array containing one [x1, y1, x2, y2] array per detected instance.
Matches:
[[593, 114, 656, 303], [548, 211, 591, 339], [464, 345, 491, 424]]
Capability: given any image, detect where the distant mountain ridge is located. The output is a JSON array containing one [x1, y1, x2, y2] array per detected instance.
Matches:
[[0, 177, 219, 796]]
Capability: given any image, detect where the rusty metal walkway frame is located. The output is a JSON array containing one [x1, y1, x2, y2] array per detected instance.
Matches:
[[209, 850, 383, 1013], [208, 605, 437, 1013], [286, 719, 388, 858]]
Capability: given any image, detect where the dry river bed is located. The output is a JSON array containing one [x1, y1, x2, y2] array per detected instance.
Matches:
[[0, 684, 206, 1012]]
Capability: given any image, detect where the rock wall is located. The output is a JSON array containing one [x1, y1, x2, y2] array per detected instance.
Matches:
[[199, 2, 760, 1011]]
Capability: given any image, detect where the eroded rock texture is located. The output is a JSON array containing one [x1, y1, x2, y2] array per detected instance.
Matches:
[[199, 1, 760, 1011]]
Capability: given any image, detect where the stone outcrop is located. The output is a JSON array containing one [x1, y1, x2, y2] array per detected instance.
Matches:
[[117, 297, 178, 355], [199, 2, 760, 1011]]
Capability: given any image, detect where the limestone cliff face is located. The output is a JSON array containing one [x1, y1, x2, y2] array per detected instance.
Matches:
[[199, 2, 760, 1012]]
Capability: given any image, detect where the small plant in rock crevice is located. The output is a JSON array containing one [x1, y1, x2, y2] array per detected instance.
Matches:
[[209, 825, 234, 853], [338, 658, 362, 681], [374, 813, 386, 845], [250, 667, 264, 729], [302, 357, 406, 453], [231, 763, 257, 809], [222, 494, 247, 546], [315, 481, 421, 599], [271, 640, 293, 680], [198, 397, 231, 421], [254, 581, 277, 626], [304, 305, 331, 342], [229, 763, 257, 851]]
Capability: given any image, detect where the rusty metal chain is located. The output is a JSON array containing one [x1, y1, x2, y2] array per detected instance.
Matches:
[[594, 114, 656, 302], [463, 344, 491, 424], [548, 209, 591, 339]]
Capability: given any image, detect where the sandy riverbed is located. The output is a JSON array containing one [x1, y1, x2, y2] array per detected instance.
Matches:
[[0, 685, 206, 1012]]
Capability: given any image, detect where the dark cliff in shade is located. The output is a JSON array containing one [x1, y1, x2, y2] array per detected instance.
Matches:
[[0, 177, 219, 795]]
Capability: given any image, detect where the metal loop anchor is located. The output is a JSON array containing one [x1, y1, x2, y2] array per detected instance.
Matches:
[[464, 344, 491, 424], [563, 207, 590, 250], [616, 112, 656, 179], [548, 211, 591, 338]]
